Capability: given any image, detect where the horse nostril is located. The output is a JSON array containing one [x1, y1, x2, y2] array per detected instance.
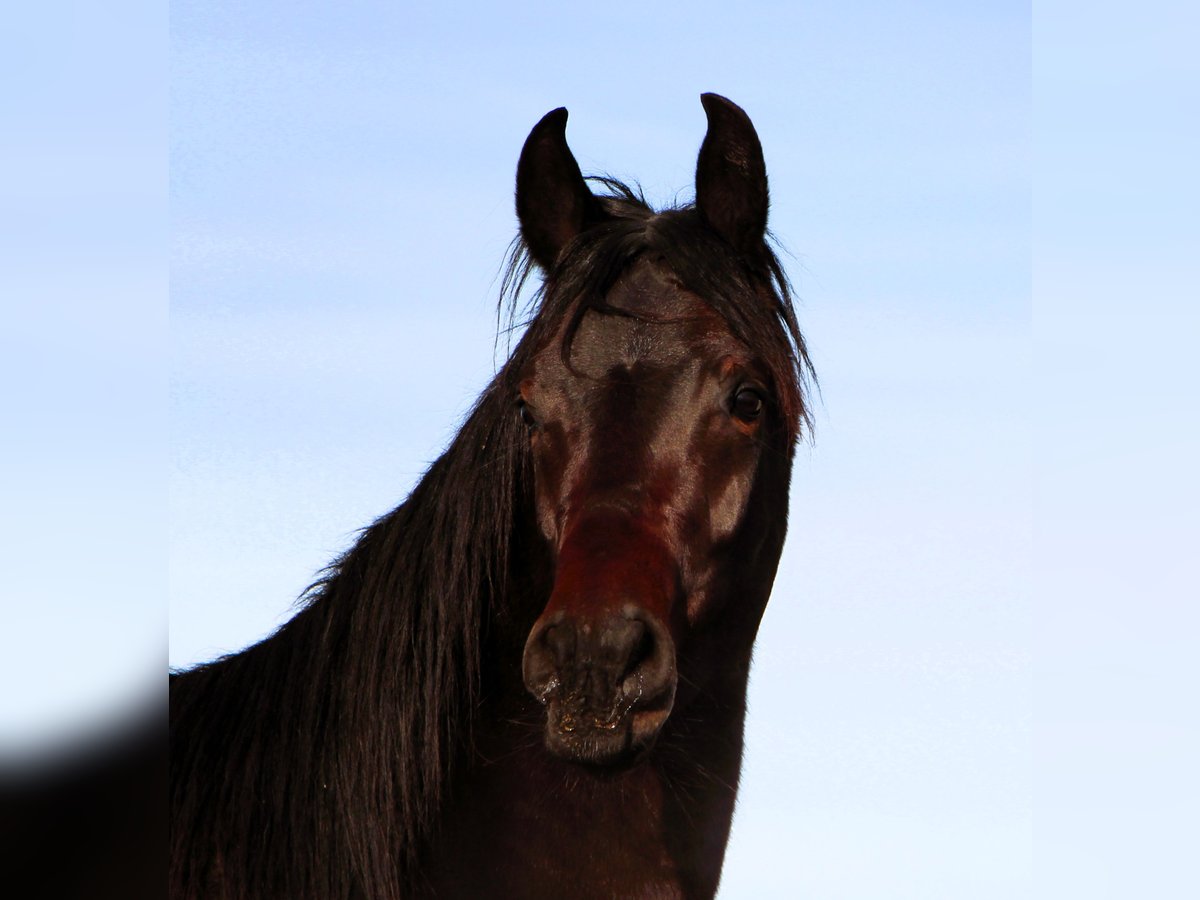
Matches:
[[523, 617, 574, 703], [523, 610, 676, 709], [628, 624, 655, 676], [613, 611, 674, 705], [598, 617, 642, 665], [544, 622, 575, 667]]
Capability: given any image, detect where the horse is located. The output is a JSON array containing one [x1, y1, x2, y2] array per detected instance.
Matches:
[[170, 93, 813, 899]]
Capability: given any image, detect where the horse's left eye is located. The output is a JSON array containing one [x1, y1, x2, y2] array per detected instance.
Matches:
[[518, 401, 537, 429], [731, 388, 764, 422]]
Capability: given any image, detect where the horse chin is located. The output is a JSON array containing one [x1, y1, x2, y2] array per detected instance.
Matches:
[[542, 699, 673, 767]]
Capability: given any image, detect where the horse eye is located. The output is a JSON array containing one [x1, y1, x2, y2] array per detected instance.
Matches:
[[518, 401, 537, 428], [731, 388, 764, 422]]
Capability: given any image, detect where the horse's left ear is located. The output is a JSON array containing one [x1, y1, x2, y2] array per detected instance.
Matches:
[[695, 93, 769, 256], [516, 107, 607, 271]]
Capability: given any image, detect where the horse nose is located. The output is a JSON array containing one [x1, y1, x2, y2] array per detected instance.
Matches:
[[522, 608, 674, 706]]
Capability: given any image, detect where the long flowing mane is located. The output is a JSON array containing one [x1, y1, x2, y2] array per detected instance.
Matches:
[[170, 178, 813, 899]]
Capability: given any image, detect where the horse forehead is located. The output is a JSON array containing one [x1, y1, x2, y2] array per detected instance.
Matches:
[[571, 259, 734, 374]]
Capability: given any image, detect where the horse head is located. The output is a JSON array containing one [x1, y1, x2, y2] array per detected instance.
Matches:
[[513, 95, 800, 765]]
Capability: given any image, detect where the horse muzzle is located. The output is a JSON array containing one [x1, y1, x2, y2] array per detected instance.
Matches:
[[523, 606, 676, 764], [521, 512, 679, 764]]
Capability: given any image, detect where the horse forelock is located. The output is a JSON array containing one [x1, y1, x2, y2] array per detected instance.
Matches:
[[501, 177, 814, 447]]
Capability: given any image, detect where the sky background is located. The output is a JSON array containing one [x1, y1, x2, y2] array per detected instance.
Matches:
[[3, 1, 1196, 897]]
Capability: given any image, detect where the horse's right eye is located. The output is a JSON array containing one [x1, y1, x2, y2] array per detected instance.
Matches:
[[731, 387, 765, 423], [518, 401, 537, 429]]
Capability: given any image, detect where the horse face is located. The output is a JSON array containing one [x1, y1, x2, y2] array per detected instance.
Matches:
[[518, 256, 777, 764]]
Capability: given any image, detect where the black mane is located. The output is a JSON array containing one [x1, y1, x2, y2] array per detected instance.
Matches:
[[170, 178, 812, 898]]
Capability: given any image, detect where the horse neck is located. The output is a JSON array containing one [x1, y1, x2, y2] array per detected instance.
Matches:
[[423, 691, 752, 899], [171, 513, 500, 900], [424, 579, 758, 900]]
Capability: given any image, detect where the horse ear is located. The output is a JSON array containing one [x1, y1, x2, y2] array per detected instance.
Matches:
[[516, 108, 606, 271], [695, 93, 769, 256]]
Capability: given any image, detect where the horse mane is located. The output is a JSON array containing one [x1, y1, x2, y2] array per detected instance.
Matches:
[[170, 178, 813, 899], [170, 373, 530, 896]]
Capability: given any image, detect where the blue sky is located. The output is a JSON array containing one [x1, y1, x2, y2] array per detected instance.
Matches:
[[167, 3, 1030, 896], [1034, 6, 1200, 897], [14, 1, 1198, 896], [0, 3, 166, 761]]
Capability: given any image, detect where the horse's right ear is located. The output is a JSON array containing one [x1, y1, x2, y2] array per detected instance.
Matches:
[[516, 108, 606, 271], [695, 93, 769, 257]]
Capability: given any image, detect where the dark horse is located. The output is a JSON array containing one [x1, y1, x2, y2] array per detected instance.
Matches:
[[171, 94, 813, 899]]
